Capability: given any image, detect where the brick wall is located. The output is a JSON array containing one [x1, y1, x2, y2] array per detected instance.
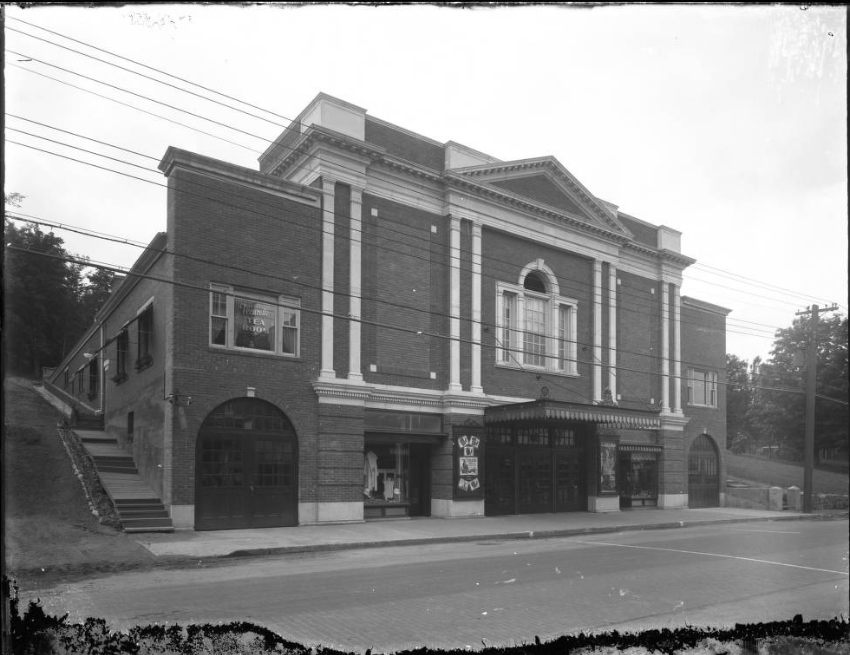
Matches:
[[480, 226, 595, 401], [317, 404, 365, 503], [361, 193, 447, 388], [616, 271, 660, 410], [680, 299, 729, 487], [364, 119, 444, 171], [164, 165, 323, 506]]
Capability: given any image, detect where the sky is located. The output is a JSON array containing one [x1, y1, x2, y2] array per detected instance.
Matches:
[[4, 3, 848, 365]]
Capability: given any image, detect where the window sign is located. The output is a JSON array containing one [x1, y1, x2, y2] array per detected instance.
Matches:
[[209, 285, 300, 357], [454, 433, 484, 499], [235, 298, 274, 351], [599, 440, 618, 493]]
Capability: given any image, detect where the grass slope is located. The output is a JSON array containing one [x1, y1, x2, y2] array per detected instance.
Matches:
[[3, 377, 156, 589], [725, 451, 849, 495]]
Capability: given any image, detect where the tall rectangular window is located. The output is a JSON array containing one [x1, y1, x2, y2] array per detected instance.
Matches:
[[136, 305, 153, 371], [496, 280, 578, 376], [115, 329, 129, 382], [557, 304, 574, 371], [210, 285, 300, 358], [523, 296, 547, 367], [88, 357, 99, 399], [501, 292, 517, 362], [688, 369, 717, 407], [281, 306, 299, 356], [211, 291, 228, 346]]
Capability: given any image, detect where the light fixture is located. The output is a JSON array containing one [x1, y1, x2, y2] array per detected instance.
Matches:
[[165, 393, 192, 407]]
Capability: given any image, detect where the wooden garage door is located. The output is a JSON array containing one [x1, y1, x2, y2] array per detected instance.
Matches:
[[688, 434, 719, 508], [195, 399, 297, 530]]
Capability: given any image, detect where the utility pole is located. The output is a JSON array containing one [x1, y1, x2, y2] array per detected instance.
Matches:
[[794, 303, 839, 513]]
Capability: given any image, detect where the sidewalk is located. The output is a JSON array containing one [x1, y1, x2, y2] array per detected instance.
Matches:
[[135, 507, 845, 560]]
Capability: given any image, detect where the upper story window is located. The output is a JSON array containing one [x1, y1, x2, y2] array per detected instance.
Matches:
[[88, 356, 99, 400], [496, 261, 578, 375], [210, 284, 300, 357], [688, 368, 718, 407], [136, 303, 154, 371], [114, 328, 129, 383]]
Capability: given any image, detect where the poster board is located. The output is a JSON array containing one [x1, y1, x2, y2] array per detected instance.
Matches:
[[453, 430, 484, 499]]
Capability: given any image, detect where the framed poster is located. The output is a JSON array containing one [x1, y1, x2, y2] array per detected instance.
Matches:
[[599, 440, 618, 494], [453, 431, 484, 499]]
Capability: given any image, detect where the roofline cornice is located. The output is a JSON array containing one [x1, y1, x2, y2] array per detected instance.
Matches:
[[444, 171, 631, 245], [269, 130, 696, 267], [455, 158, 631, 236], [160, 147, 320, 205]]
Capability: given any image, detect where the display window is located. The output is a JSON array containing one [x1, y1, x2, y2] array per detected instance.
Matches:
[[363, 443, 410, 518], [619, 451, 659, 508]]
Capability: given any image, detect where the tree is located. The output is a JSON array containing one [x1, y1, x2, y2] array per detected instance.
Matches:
[[4, 217, 81, 376], [4, 195, 117, 377], [745, 314, 849, 463], [726, 353, 754, 451]]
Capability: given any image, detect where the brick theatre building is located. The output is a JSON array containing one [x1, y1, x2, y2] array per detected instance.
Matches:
[[46, 93, 730, 530]]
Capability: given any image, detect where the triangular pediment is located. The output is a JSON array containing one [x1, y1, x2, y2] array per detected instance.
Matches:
[[450, 157, 632, 238]]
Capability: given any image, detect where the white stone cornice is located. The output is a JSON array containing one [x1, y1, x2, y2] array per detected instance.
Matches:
[[658, 412, 691, 431], [450, 157, 629, 234], [312, 380, 510, 414], [444, 171, 630, 246]]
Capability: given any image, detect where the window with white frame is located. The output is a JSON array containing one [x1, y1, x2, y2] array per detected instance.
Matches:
[[496, 264, 578, 375], [210, 284, 300, 357], [687, 368, 717, 407]]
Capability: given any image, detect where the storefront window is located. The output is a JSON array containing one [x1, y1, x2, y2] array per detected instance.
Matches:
[[364, 443, 410, 506], [619, 451, 658, 507]]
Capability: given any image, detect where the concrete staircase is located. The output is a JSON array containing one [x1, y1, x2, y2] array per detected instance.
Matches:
[[75, 429, 174, 533]]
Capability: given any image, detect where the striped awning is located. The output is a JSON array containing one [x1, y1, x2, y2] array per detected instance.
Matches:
[[619, 443, 663, 453], [484, 399, 661, 430]]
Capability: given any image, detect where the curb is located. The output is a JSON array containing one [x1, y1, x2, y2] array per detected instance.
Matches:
[[221, 512, 841, 559]]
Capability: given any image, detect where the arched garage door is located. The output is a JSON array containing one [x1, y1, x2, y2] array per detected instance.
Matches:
[[196, 398, 298, 530], [688, 434, 720, 508]]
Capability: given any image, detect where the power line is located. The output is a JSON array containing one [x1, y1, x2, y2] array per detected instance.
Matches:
[[3, 131, 790, 340], [10, 243, 845, 407], [6, 48, 271, 145], [6, 32, 839, 335], [7, 63, 257, 153], [7, 15, 291, 122], [7, 24, 842, 317], [7, 43, 840, 318], [7, 211, 770, 371], [5, 23, 289, 130]]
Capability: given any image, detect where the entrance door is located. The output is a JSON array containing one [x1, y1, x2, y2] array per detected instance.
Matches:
[[518, 450, 552, 513], [688, 434, 719, 508], [196, 399, 298, 530], [484, 447, 516, 515], [554, 451, 585, 511], [407, 444, 432, 517]]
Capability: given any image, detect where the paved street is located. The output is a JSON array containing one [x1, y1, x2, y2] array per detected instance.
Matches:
[[28, 519, 848, 653]]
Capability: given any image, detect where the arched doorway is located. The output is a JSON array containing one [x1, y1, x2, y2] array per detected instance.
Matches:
[[688, 434, 719, 508], [195, 398, 298, 530]]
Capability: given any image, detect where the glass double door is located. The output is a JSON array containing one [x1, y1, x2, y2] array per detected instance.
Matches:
[[486, 447, 586, 515]]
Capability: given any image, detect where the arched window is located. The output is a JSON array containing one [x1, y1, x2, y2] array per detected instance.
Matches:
[[496, 260, 578, 375]]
